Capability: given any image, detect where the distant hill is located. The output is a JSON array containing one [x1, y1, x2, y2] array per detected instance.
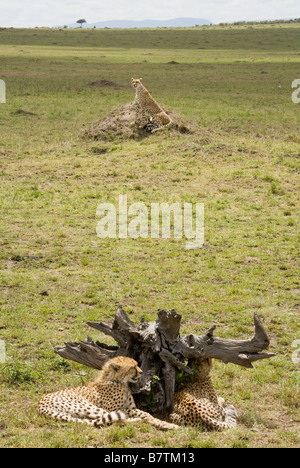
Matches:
[[67, 18, 211, 29]]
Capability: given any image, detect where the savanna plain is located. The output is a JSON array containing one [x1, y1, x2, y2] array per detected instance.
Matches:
[[0, 24, 299, 448]]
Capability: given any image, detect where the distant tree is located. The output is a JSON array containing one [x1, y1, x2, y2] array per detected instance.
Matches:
[[76, 19, 87, 28]]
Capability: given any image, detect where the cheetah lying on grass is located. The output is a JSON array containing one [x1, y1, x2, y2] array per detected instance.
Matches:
[[38, 356, 177, 431]]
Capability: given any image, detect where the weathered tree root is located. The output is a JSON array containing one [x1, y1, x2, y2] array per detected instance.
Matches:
[[55, 306, 275, 413]]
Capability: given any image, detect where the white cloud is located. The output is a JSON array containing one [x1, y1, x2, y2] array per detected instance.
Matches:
[[1, 0, 299, 27]]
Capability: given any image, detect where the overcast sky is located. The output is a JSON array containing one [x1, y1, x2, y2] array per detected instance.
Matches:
[[2, 0, 300, 28]]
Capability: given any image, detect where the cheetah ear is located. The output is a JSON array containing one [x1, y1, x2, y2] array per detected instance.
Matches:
[[110, 362, 120, 372]]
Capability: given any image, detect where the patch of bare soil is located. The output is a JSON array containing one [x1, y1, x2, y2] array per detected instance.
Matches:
[[82, 102, 200, 141], [88, 79, 120, 87], [13, 109, 37, 116]]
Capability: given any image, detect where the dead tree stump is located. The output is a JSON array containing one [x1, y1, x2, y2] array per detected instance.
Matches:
[[54, 306, 275, 414]]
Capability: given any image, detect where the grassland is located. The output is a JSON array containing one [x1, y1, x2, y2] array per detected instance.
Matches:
[[0, 25, 299, 448]]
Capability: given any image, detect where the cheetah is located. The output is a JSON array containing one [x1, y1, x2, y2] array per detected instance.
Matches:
[[170, 358, 237, 431], [38, 356, 178, 431], [131, 78, 172, 133]]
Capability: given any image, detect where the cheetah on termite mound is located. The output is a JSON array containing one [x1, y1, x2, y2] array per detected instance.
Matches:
[[131, 78, 172, 133]]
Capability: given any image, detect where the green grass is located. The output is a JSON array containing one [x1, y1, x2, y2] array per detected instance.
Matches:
[[0, 25, 299, 448]]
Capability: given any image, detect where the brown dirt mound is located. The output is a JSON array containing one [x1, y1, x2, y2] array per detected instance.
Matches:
[[82, 102, 200, 141]]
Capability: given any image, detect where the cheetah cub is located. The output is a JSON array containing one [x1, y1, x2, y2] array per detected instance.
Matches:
[[38, 356, 178, 431], [170, 358, 237, 431], [131, 78, 172, 133]]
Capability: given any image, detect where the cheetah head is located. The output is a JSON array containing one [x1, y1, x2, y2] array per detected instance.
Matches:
[[190, 357, 213, 376], [131, 78, 142, 88], [101, 356, 142, 384]]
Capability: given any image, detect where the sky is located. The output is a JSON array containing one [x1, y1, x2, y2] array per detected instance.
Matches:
[[1, 0, 300, 28]]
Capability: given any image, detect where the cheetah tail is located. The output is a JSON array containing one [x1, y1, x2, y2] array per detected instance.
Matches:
[[223, 404, 237, 428], [93, 410, 128, 427], [211, 404, 237, 431]]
